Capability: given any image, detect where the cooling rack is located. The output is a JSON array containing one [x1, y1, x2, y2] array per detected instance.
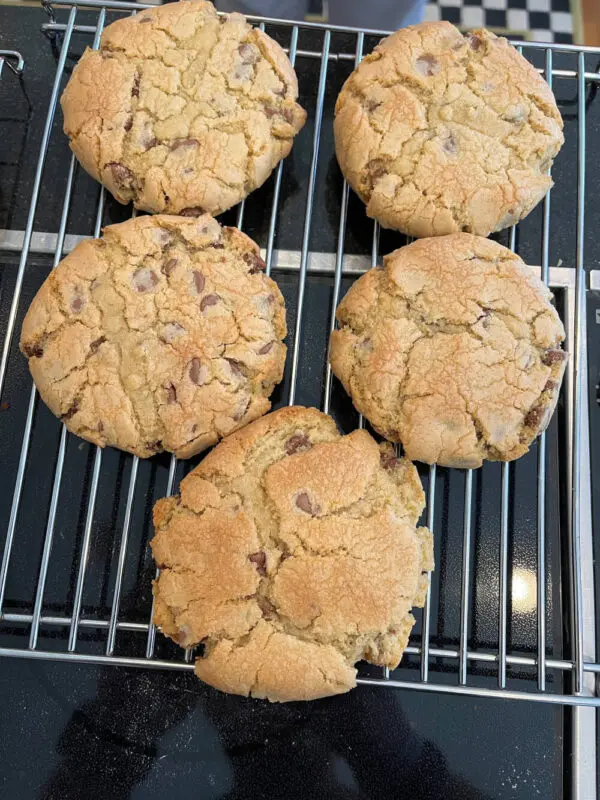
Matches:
[[0, 5, 599, 793]]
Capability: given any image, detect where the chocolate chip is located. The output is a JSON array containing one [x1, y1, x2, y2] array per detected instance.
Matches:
[[285, 433, 311, 456], [367, 158, 387, 190], [193, 271, 205, 294], [200, 293, 219, 311], [366, 99, 382, 113], [380, 452, 400, 470], [132, 72, 140, 98], [524, 406, 544, 429], [189, 357, 207, 385], [469, 34, 482, 51], [542, 349, 566, 366], [234, 63, 253, 82], [90, 336, 106, 353], [124, 116, 133, 132], [23, 343, 43, 358], [97, 421, 104, 433], [442, 134, 458, 156], [143, 136, 159, 151], [243, 252, 266, 274], [138, 16, 152, 24], [107, 161, 134, 189], [263, 105, 276, 118], [155, 228, 172, 248], [166, 383, 177, 404], [477, 307, 491, 328], [163, 258, 178, 276], [504, 106, 526, 124], [132, 267, 159, 293], [180, 207, 205, 217], [282, 107, 294, 124], [162, 322, 185, 342], [61, 401, 79, 421], [415, 54, 440, 77], [210, 242, 225, 250], [233, 397, 251, 421], [258, 341, 274, 355], [295, 492, 319, 516], [239, 42, 260, 64], [70, 294, 85, 313], [256, 595, 276, 619], [249, 551, 266, 575], [543, 379, 558, 392], [171, 138, 199, 150], [226, 358, 243, 377]]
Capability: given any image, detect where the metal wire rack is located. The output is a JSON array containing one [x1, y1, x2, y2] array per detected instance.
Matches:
[[0, 0, 599, 760]]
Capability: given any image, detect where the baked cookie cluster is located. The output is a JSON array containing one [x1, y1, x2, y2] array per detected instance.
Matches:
[[18, 9, 567, 700]]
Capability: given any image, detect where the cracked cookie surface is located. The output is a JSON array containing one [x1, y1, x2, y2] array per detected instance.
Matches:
[[330, 234, 567, 469], [151, 406, 433, 702], [334, 22, 563, 238], [20, 214, 286, 459], [61, 0, 306, 216]]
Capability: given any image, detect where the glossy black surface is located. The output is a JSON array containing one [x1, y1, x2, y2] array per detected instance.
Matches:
[[2, 5, 597, 799]]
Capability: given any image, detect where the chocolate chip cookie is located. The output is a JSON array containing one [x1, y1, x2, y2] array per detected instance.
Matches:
[[20, 214, 286, 459], [330, 234, 567, 469], [151, 406, 433, 701], [334, 22, 563, 238], [61, 0, 306, 216]]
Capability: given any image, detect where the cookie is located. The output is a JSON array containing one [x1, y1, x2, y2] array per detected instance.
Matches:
[[151, 406, 433, 702], [60, 1, 306, 216], [20, 214, 286, 459], [330, 234, 567, 469], [334, 23, 563, 238]]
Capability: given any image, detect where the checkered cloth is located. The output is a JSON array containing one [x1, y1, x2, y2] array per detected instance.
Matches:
[[424, 0, 573, 43]]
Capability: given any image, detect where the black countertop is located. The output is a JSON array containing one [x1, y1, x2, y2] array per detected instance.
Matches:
[[1, 5, 593, 799]]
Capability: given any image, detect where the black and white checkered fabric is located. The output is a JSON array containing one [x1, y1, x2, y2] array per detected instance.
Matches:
[[425, 0, 573, 43]]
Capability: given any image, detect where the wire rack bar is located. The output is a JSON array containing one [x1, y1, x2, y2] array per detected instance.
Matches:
[[498, 464, 510, 688], [27, 148, 79, 651], [570, 51, 587, 695], [264, 26, 299, 277], [34, 26, 600, 82], [322, 32, 364, 415], [68, 187, 106, 653], [420, 464, 435, 683], [145, 453, 177, 659], [1, 643, 599, 706], [39, 0, 600, 53], [105, 456, 138, 655], [6, 606, 598, 671], [288, 29, 330, 404], [459, 471, 473, 685], [536, 47, 554, 692]]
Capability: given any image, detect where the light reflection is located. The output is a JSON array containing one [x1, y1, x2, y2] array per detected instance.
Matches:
[[512, 568, 537, 614]]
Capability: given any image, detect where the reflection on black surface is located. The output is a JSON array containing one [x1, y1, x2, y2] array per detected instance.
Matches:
[[40, 666, 490, 800]]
